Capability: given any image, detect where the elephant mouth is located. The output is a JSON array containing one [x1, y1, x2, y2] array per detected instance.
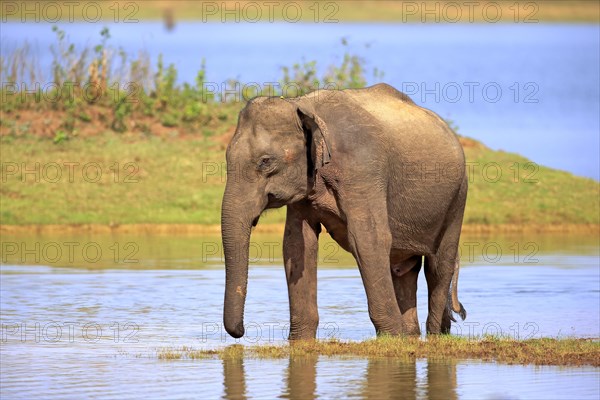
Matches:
[[266, 193, 288, 209], [251, 215, 260, 227]]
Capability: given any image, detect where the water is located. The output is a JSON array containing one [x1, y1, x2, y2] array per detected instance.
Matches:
[[1, 232, 599, 398], [1, 22, 599, 179]]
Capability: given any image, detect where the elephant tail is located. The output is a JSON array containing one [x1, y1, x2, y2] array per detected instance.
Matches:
[[449, 259, 467, 322]]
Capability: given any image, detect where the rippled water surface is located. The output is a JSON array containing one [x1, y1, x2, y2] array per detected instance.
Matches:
[[1, 232, 599, 399]]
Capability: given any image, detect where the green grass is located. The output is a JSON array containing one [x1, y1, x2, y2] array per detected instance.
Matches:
[[461, 139, 600, 225], [1, 133, 598, 226], [0, 133, 226, 224], [157, 336, 600, 366]]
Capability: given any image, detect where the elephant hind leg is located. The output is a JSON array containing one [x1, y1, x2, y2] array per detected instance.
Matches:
[[391, 255, 422, 336], [425, 218, 464, 334], [425, 255, 454, 334], [427, 175, 468, 335]]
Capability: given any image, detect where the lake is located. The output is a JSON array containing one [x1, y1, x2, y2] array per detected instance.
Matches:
[[1, 232, 598, 398], [1, 22, 599, 180]]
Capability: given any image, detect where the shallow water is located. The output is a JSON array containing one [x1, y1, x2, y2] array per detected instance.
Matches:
[[1, 232, 599, 398]]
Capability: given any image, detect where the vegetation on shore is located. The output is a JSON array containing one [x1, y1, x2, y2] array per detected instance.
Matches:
[[1, 26, 598, 228], [158, 336, 600, 366], [2, 1, 598, 23], [1, 26, 372, 141]]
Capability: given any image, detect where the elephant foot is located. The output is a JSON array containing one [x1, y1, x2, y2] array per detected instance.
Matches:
[[373, 322, 405, 337], [288, 332, 317, 341], [400, 307, 421, 336], [426, 316, 452, 335], [440, 308, 452, 334], [288, 321, 318, 341]]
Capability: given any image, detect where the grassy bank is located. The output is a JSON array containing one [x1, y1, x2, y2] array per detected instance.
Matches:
[[1, 132, 598, 227], [158, 336, 600, 366], [2, 1, 598, 23]]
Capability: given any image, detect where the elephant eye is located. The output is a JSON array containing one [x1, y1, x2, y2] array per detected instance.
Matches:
[[258, 156, 272, 168]]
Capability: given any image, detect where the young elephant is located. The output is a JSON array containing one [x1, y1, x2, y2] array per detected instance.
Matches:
[[222, 83, 467, 340]]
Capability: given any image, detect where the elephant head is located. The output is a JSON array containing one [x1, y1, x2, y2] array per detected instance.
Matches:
[[222, 96, 330, 338]]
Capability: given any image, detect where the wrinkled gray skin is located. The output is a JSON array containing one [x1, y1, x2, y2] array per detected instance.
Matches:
[[222, 83, 467, 340]]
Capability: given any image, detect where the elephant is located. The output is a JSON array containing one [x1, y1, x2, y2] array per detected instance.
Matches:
[[222, 83, 467, 340]]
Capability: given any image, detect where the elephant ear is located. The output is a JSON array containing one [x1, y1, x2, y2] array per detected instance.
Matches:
[[296, 105, 332, 172]]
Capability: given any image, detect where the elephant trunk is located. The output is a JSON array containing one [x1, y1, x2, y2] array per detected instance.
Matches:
[[221, 188, 254, 338]]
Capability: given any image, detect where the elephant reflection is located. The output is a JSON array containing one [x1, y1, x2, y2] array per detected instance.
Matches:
[[221, 354, 317, 400], [361, 358, 457, 400], [281, 355, 318, 399], [424, 360, 458, 400], [221, 348, 457, 399], [222, 356, 247, 400], [361, 358, 418, 399]]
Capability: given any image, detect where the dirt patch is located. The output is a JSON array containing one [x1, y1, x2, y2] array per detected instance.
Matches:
[[0, 103, 242, 142], [216, 125, 236, 150], [459, 136, 486, 149]]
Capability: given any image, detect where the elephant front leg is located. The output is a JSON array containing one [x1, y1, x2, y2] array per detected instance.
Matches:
[[283, 203, 320, 340], [345, 205, 404, 336]]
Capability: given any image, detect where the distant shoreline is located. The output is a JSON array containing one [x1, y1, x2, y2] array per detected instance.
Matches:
[[2, 223, 598, 235]]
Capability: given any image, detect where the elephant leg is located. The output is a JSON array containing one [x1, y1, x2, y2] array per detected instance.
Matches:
[[426, 176, 468, 335], [424, 255, 454, 334], [283, 203, 320, 340], [285, 355, 317, 399], [391, 256, 422, 336], [343, 198, 403, 336]]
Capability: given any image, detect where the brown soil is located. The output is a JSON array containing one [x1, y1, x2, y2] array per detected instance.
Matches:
[[0, 107, 232, 140], [458, 136, 486, 149]]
